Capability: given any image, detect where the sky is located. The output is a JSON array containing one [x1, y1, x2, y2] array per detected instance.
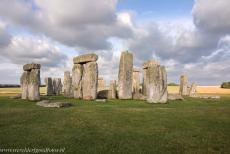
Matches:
[[0, 0, 229, 85]]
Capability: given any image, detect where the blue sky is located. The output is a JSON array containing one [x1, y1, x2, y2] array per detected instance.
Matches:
[[0, 0, 229, 85], [117, 0, 194, 19]]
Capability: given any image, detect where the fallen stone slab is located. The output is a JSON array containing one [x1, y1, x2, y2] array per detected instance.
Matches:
[[193, 95, 221, 99], [95, 99, 107, 102], [73, 53, 98, 64], [23, 63, 41, 71], [9, 94, 21, 99], [36, 100, 72, 108], [168, 94, 184, 100]]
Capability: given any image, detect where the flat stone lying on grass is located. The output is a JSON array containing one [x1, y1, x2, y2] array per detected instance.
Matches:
[[168, 94, 184, 100], [95, 99, 107, 102], [133, 92, 146, 100], [194, 95, 221, 99], [36, 100, 72, 108], [9, 94, 21, 99]]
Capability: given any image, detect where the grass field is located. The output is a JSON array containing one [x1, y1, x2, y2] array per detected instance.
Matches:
[[0, 95, 230, 153]]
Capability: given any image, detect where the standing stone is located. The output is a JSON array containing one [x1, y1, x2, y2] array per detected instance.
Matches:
[[82, 62, 98, 100], [142, 60, 159, 96], [179, 75, 188, 96], [20, 63, 41, 101], [143, 60, 167, 103], [72, 64, 83, 99], [72, 53, 98, 100], [21, 71, 29, 99], [45, 77, 53, 96], [132, 68, 140, 93], [63, 71, 73, 97], [189, 82, 197, 97], [27, 69, 40, 100], [109, 80, 117, 99], [53, 78, 62, 95], [118, 51, 133, 99], [98, 77, 105, 91]]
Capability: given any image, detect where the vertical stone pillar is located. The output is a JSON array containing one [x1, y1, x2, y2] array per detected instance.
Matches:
[[142, 60, 159, 96], [72, 64, 83, 99], [143, 60, 167, 103], [45, 77, 53, 96], [72, 53, 98, 100], [179, 75, 188, 96], [98, 77, 105, 91], [132, 68, 140, 94], [189, 82, 197, 97], [64, 71, 73, 97], [53, 78, 62, 95], [109, 80, 117, 99], [20, 63, 40, 101], [82, 62, 98, 100], [118, 51, 133, 99]]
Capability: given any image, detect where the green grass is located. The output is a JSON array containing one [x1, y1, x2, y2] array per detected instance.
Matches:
[[0, 96, 230, 154]]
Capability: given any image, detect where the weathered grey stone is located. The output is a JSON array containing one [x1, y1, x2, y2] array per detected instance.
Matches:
[[73, 53, 98, 64], [36, 100, 72, 108], [95, 99, 107, 102], [21, 64, 40, 101], [20, 71, 29, 99], [82, 62, 98, 100], [27, 69, 40, 101], [72, 64, 83, 99], [23, 63, 40, 71], [98, 77, 106, 91], [9, 93, 21, 99], [63, 71, 73, 97], [118, 51, 133, 99], [45, 77, 53, 96], [133, 92, 146, 100], [168, 94, 184, 100], [108, 80, 116, 99], [189, 82, 197, 97], [179, 75, 189, 96], [145, 64, 168, 103], [194, 95, 220, 99], [142, 60, 159, 95], [142, 60, 159, 69], [132, 68, 140, 94], [53, 78, 62, 95]]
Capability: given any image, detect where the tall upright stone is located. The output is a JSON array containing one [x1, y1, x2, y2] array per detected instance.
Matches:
[[82, 62, 98, 100], [189, 82, 197, 97], [142, 60, 159, 96], [72, 64, 83, 99], [132, 68, 140, 94], [63, 71, 73, 97], [118, 51, 133, 99], [45, 77, 53, 96], [72, 53, 98, 100], [143, 60, 167, 103], [20, 63, 40, 101], [98, 77, 105, 91], [179, 75, 188, 96], [53, 78, 62, 95], [109, 80, 117, 99]]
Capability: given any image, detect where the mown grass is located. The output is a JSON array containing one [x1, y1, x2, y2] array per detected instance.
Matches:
[[0, 96, 230, 154]]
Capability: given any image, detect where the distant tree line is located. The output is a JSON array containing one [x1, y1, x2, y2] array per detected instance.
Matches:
[[0, 84, 20, 88], [0, 84, 46, 88], [167, 83, 179, 86], [221, 82, 230, 89]]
